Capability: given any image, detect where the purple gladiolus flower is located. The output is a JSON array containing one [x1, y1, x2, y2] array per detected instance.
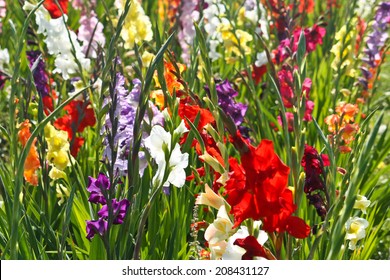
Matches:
[[86, 218, 108, 241], [97, 199, 130, 224], [103, 73, 164, 176], [206, 79, 250, 137], [360, 2, 390, 89], [87, 173, 110, 204], [215, 80, 248, 126], [27, 50, 49, 97]]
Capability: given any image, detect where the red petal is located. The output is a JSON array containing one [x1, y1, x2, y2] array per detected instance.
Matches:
[[285, 216, 311, 239]]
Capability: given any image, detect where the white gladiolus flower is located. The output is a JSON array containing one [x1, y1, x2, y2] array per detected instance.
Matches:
[[23, 2, 90, 80], [353, 195, 371, 214], [345, 217, 369, 250], [144, 123, 189, 188]]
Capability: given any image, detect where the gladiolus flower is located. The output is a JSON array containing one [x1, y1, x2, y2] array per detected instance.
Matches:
[[117, 0, 153, 49], [87, 173, 110, 205], [86, 218, 108, 241], [354, 195, 371, 214], [98, 199, 130, 224], [226, 136, 310, 238], [18, 120, 40, 186], [204, 205, 234, 245], [196, 184, 225, 210], [345, 217, 369, 250], [43, 0, 68, 19], [233, 235, 269, 260], [144, 121, 189, 188], [178, 101, 215, 131], [44, 123, 71, 178]]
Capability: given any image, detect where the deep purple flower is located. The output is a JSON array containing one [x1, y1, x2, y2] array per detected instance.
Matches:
[[87, 173, 110, 204], [97, 199, 130, 224], [26, 50, 49, 97], [215, 80, 248, 126], [205, 79, 249, 135], [86, 218, 108, 241]]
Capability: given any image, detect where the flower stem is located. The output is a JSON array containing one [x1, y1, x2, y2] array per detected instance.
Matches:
[[133, 184, 162, 260]]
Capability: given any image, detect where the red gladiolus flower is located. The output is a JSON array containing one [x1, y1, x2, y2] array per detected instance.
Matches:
[[225, 136, 310, 238], [44, 0, 69, 19], [234, 236, 269, 260], [54, 100, 96, 156], [178, 100, 215, 131]]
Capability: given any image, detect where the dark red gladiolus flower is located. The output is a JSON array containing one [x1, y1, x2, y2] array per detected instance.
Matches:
[[44, 0, 69, 19], [233, 236, 269, 260], [252, 64, 267, 85], [225, 135, 310, 238], [301, 145, 329, 220]]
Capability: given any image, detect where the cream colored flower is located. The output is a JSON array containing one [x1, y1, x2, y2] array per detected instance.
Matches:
[[195, 183, 225, 210], [204, 205, 234, 245], [209, 241, 227, 260], [345, 217, 369, 250], [353, 195, 371, 214]]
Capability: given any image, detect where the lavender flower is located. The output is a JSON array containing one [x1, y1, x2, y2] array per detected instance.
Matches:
[[360, 2, 390, 89], [97, 199, 130, 224], [87, 173, 110, 204], [78, 11, 106, 58], [178, 0, 200, 64], [27, 50, 49, 97], [103, 73, 164, 176], [86, 218, 108, 241], [103, 73, 138, 175]]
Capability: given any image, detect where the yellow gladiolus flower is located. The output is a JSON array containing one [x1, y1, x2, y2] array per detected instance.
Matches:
[[44, 123, 71, 179], [117, 0, 153, 50]]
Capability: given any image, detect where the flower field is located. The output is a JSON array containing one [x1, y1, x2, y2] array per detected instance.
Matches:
[[0, 0, 389, 260]]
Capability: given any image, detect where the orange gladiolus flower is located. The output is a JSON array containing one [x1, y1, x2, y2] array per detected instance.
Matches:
[[18, 120, 40, 186], [335, 102, 359, 123]]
